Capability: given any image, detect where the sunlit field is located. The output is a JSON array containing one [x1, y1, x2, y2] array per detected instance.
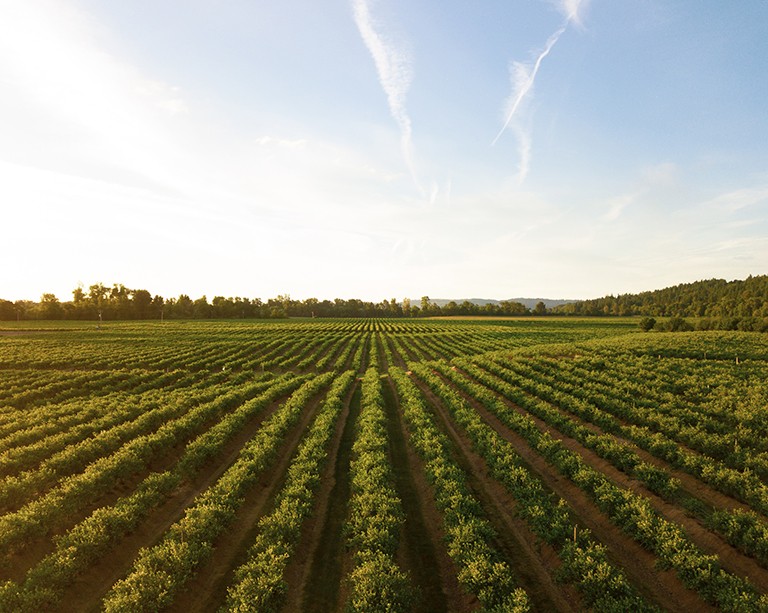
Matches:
[[1, 318, 767, 612]]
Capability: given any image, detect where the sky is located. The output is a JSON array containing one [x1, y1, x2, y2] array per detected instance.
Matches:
[[2, 0, 767, 303]]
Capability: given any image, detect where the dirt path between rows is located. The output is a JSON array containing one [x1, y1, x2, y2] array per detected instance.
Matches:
[[385, 336, 409, 370], [50, 386, 305, 613], [168, 385, 332, 613], [381, 377, 464, 612], [420, 369, 714, 613], [511, 362, 768, 521], [3, 386, 271, 582], [463, 367, 768, 592], [295, 383, 361, 613], [411, 376, 581, 612]]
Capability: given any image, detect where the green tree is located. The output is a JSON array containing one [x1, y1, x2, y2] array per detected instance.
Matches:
[[109, 284, 131, 319], [402, 297, 411, 317], [88, 283, 109, 315], [151, 295, 165, 320], [193, 295, 211, 318], [173, 294, 194, 318], [0, 299, 15, 320], [132, 289, 152, 319], [39, 293, 63, 320]]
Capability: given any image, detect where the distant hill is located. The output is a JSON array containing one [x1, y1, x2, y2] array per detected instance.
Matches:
[[551, 275, 768, 318], [422, 298, 575, 310]]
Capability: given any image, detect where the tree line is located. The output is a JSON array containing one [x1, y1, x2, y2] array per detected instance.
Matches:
[[2, 275, 765, 322], [552, 275, 768, 318], [0, 284, 542, 321]]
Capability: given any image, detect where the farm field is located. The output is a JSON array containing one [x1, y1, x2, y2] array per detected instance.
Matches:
[[1, 318, 767, 612]]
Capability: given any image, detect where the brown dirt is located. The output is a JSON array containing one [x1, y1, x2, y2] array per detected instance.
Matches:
[[340, 335, 363, 373], [296, 384, 361, 613], [377, 333, 389, 373], [482, 376, 768, 590], [411, 376, 581, 613], [315, 337, 349, 372], [382, 376, 473, 613], [520, 366, 768, 522], [385, 336, 410, 370], [283, 381, 358, 613], [419, 369, 715, 613], [167, 386, 331, 613], [2, 397, 238, 581], [48, 387, 304, 613]]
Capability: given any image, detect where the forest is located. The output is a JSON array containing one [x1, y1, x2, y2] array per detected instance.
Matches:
[[552, 275, 768, 318], [1, 275, 767, 323]]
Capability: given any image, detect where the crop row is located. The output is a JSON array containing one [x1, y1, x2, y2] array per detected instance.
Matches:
[[431, 359, 768, 611], [101, 371, 334, 611], [480, 354, 768, 519], [223, 370, 355, 611], [389, 367, 532, 612], [0, 369, 216, 451], [343, 368, 413, 612], [0, 372, 225, 480], [0, 375, 302, 559], [408, 364, 653, 611], [0, 372, 306, 611], [451, 360, 681, 499], [472, 355, 768, 571], [525, 355, 768, 468]]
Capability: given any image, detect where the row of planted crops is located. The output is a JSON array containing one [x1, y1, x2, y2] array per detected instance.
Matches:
[[0, 319, 767, 611]]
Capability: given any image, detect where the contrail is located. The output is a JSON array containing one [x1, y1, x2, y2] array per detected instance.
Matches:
[[559, 0, 588, 28], [351, 0, 422, 194], [491, 25, 565, 146], [492, 0, 588, 156]]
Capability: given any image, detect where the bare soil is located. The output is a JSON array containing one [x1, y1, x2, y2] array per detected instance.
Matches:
[[167, 386, 330, 613], [412, 376, 582, 612], [297, 384, 361, 613], [497, 377, 768, 589], [381, 377, 468, 612], [47, 387, 308, 612], [422, 368, 715, 613]]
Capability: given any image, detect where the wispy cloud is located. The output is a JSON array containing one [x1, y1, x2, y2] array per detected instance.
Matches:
[[554, 0, 590, 28], [492, 25, 566, 147], [601, 192, 638, 222], [351, 0, 422, 195], [493, 0, 589, 182], [599, 162, 677, 222], [703, 185, 768, 213]]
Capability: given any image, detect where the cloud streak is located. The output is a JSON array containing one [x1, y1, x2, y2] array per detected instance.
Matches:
[[493, 0, 589, 182], [351, 0, 422, 194], [492, 25, 566, 147], [556, 0, 589, 28]]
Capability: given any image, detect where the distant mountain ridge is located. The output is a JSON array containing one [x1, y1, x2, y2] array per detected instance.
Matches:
[[423, 298, 575, 310]]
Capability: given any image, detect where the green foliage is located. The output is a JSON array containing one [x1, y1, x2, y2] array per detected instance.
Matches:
[[552, 275, 768, 318], [344, 369, 414, 610], [224, 371, 355, 612], [438, 356, 768, 611], [102, 373, 334, 612], [3, 318, 768, 612], [410, 363, 655, 612], [390, 367, 532, 611]]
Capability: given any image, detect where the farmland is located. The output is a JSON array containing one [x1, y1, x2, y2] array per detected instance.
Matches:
[[1, 318, 767, 612]]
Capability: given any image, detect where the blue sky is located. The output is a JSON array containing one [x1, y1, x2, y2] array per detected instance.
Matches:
[[2, 0, 767, 302]]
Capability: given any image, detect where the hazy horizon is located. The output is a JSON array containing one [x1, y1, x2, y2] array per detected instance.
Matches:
[[2, 1, 767, 302]]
